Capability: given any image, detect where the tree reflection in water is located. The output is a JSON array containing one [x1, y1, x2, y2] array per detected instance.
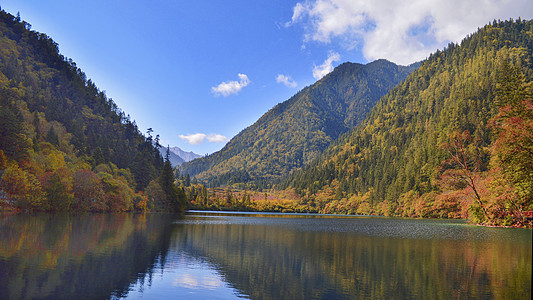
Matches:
[[0, 213, 531, 299], [0, 213, 174, 299], [173, 213, 532, 300]]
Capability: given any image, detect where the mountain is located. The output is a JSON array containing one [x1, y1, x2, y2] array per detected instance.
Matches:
[[0, 10, 186, 212], [158, 146, 201, 167], [282, 19, 533, 226], [159, 146, 185, 167], [180, 59, 419, 187], [169, 146, 202, 162]]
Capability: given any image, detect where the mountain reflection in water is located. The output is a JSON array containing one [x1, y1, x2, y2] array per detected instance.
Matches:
[[0, 213, 174, 299], [0, 212, 531, 299]]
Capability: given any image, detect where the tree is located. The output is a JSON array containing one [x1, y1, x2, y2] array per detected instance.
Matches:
[[92, 147, 106, 166], [0, 104, 31, 160], [145, 180, 167, 211], [490, 55, 533, 224], [0, 163, 44, 209], [225, 187, 234, 207], [41, 171, 73, 211], [441, 130, 489, 222], [160, 146, 185, 211], [46, 126, 59, 146], [184, 174, 191, 187], [72, 169, 105, 211]]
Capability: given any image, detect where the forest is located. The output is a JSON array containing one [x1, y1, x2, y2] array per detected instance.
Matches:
[[0, 11, 185, 213], [179, 59, 418, 188], [278, 19, 533, 227], [0, 10, 531, 227], [188, 19, 533, 227]]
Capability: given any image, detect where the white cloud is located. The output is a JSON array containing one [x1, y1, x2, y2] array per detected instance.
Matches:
[[287, 2, 307, 26], [288, 0, 533, 65], [313, 52, 340, 80], [178, 133, 229, 145], [206, 134, 229, 143], [276, 74, 298, 88], [178, 133, 207, 145], [211, 73, 250, 97]]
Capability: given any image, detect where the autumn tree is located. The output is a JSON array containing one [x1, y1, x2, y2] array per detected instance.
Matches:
[[440, 130, 490, 223], [40, 171, 73, 211], [145, 180, 166, 211], [72, 169, 105, 211], [0, 163, 44, 209], [490, 53, 533, 225]]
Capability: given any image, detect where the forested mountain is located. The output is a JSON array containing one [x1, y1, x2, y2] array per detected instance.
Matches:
[[0, 10, 185, 212], [282, 19, 533, 226], [180, 59, 418, 187]]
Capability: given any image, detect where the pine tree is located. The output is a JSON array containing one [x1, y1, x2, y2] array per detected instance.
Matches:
[[160, 146, 185, 211], [46, 126, 59, 146]]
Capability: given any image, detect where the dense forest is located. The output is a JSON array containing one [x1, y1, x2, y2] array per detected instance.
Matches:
[[279, 19, 533, 227], [0, 11, 185, 212], [1, 9, 531, 227], [180, 60, 418, 188]]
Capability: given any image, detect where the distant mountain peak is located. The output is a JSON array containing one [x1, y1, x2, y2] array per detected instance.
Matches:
[[159, 146, 201, 167], [169, 146, 202, 162]]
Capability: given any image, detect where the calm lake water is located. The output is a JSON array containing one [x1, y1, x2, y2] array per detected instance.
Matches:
[[0, 212, 531, 299]]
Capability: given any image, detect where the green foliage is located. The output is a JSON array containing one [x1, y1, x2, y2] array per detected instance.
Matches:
[[40, 171, 73, 211], [181, 60, 418, 187], [493, 54, 533, 201], [45, 126, 59, 146], [0, 10, 163, 191], [284, 19, 533, 226], [0, 10, 187, 213], [0, 91, 31, 161], [145, 180, 167, 211], [160, 149, 186, 212]]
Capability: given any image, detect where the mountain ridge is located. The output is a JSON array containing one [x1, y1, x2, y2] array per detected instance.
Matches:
[[281, 18, 533, 226], [158, 146, 201, 167], [169, 146, 202, 162], [180, 59, 419, 187]]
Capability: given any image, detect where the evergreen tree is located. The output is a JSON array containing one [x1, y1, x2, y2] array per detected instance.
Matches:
[[46, 126, 59, 146], [93, 147, 106, 166], [160, 146, 185, 211]]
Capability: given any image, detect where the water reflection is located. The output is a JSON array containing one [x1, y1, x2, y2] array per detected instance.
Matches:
[[126, 252, 249, 300], [0, 212, 530, 299], [173, 213, 532, 300], [0, 213, 174, 299]]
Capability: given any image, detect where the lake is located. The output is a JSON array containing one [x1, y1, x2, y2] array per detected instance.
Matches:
[[0, 212, 530, 299]]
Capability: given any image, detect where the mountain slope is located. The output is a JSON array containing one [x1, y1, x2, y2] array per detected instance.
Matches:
[[283, 19, 533, 225], [180, 59, 418, 186], [0, 10, 166, 190], [0, 10, 186, 212]]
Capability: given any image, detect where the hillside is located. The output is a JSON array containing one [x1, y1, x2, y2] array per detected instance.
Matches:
[[283, 19, 533, 226], [0, 10, 185, 212], [180, 59, 418, 187]]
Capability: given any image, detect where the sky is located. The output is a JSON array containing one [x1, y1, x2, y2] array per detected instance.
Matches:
[[1, 0, 532, 155]]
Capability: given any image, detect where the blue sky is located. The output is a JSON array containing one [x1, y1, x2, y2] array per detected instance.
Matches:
[[1, 1, 532, 155]]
